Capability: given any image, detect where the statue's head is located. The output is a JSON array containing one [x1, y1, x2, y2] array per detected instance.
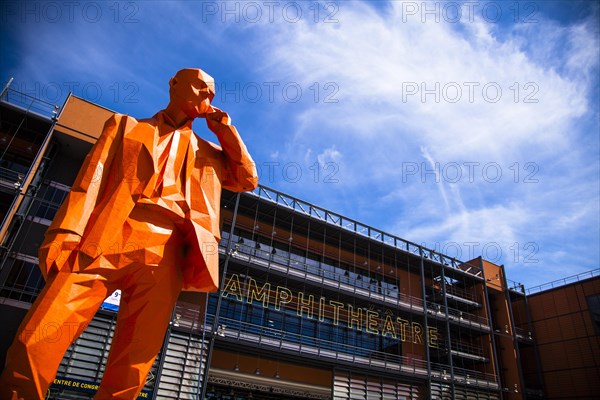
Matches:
[[168, 68, 216, 118]]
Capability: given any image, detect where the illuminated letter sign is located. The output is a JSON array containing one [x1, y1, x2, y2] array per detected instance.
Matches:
[[222, 273, 440, 349]]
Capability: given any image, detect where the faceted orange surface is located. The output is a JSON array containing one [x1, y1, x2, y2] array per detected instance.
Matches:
[[0, 68, 258, 400]]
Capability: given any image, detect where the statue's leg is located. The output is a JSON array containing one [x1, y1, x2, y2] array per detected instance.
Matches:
[[0, 269, 109, 400], [95, 254, 183, 399]]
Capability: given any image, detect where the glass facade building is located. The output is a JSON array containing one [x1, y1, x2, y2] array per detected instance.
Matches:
[[1, 84, 597, 400]]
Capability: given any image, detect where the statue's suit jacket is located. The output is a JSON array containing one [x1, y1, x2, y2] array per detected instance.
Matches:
[[46, 111, 258, 292]]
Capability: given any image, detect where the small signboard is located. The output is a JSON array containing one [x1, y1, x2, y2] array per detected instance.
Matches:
[[101, 289, 121, 311], [51, 376, 152, 398]]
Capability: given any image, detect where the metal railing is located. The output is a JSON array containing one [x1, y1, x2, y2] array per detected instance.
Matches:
[[506, 279, 525, 294], [449, 339, 486, 358], [426, 301, 490, 330], [221, 237, 491, 331], [444, 284, 479, 303], [0, 254, 44, 303], [526, 268, 600, 294], [206, 314, 498, 388], [247, 186, 483, 278], [431, 282, 481, 307], [514, 326, 533, 341], [221, 239, 425, 313], [0, 86, 60, 121], [432, 364, 497, 388], [0, 167, 22, 189]]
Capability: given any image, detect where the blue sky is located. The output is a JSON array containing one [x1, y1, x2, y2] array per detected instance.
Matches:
[[1, 1, 598, 289]]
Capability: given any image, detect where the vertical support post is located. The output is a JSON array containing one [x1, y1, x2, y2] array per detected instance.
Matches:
[[439, 265, 455, 397], [479, 256, 503, 400], [199, 192, 242, 400], [1, 77, 14, 98], [419, 250, 432, 400], [501, 265, 526, 397]]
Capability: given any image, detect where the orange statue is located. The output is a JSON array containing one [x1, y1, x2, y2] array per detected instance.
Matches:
[[0, 68, 258, 400]]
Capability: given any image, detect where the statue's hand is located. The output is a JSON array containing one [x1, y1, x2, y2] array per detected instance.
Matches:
[[205, 106, 232, 131], [38, 231, 81, 279]]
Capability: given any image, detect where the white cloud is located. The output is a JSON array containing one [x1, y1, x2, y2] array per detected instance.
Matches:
[[317, 146, 342, 165], [4, 0, 597, 288], [252, 1, 599, 286]]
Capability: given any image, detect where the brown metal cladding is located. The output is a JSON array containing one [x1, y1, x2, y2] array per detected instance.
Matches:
[[528, 276, 600, 399]]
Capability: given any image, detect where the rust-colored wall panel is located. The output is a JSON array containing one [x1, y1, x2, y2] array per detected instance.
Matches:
[[544, 318, 563, 342], [576, 285, 588, 311], [56, 96, 115, 143], [573, 337, 597, 368], [583, 279, 600, 296], [569, 369, 591, 393], [538, 342, 568, 370], [481, 259, 504, 291], [527, 296, 541, 317], [537, 298, 556, 320], [590, 336, 600, 361], [528, 275, 600, 399], [581, 314, 595, 336], [511, 299, 528, 326], [563, 340, 584, 369], [543, 370, 572, 396], [584, 367, 600, 390], [551, 290, 570, 316], [558, 314, 577, 341], [570, 312, 587, 336], [565, 287, 580, 313], [211, 349, 332, 386], [533, 319, 550, 344]]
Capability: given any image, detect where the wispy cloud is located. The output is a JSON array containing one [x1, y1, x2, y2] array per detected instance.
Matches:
[[250, 1, 599, 286], [3, 0, 597, 288]]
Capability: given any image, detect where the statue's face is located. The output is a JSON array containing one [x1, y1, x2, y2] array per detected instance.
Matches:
[[170, 69, 216, 118]]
